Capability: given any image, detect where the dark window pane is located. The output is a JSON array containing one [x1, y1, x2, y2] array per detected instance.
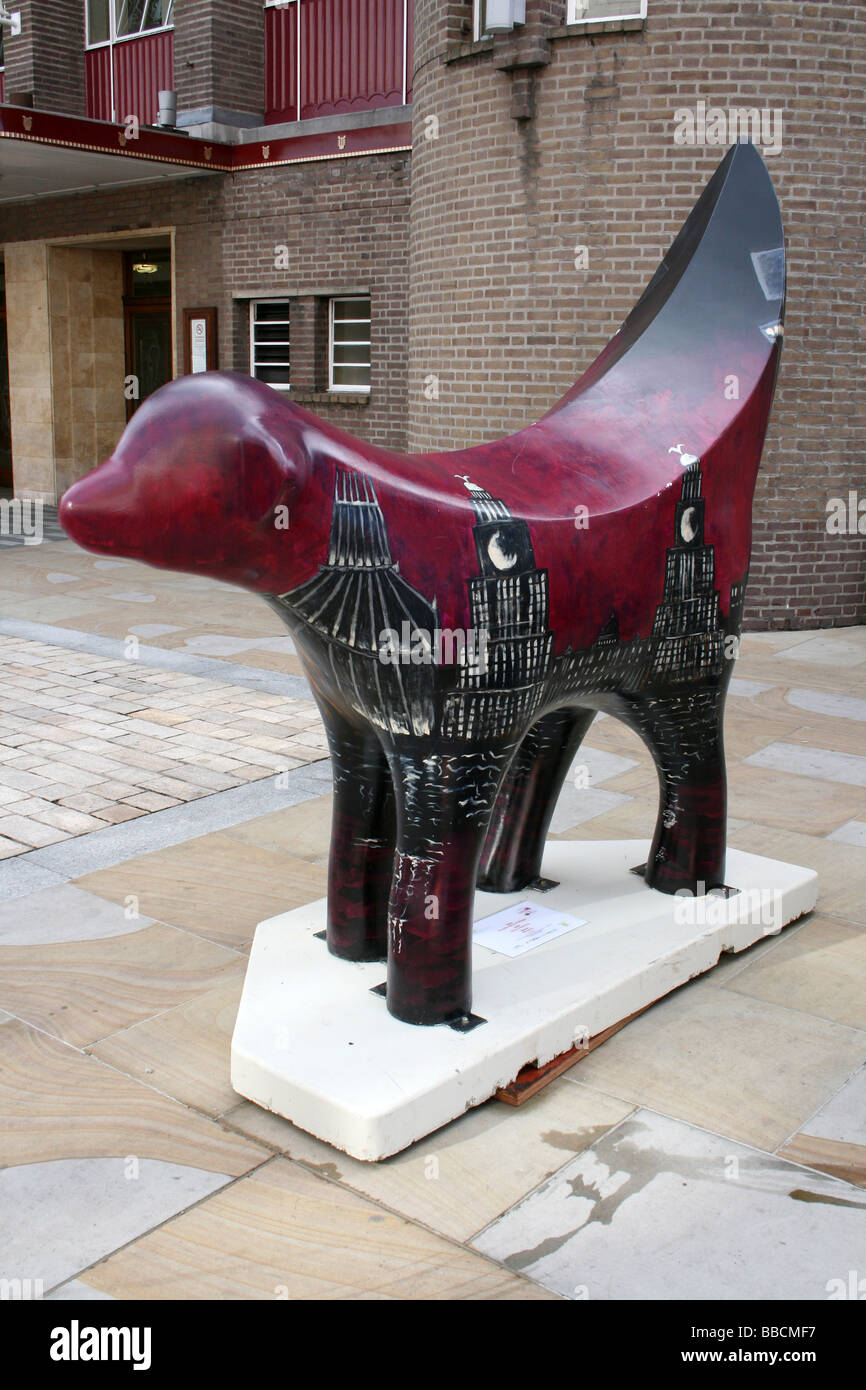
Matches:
[[116, 0, 171, 35], [333, 320, 370, 344], [333, 344, 370, 366], [254, 301, 291, 323], [332, 364, 371, 389], [88, 0, 110, 43], [332, 298, 370, 322], [116, 0, 146, 36], [253, 325, 291, 346], [256, 366, 291, 387], [254, 345, 291, 366], [145, 0, 171, 28]]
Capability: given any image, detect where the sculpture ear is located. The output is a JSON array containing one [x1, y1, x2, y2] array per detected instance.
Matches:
[[234, 425, 305, 525], [545, 143, 785, 482]]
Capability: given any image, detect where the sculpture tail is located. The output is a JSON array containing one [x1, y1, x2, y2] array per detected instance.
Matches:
[[545, 142, 786, 513]]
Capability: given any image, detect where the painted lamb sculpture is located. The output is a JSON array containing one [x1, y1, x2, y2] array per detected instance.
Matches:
[[61, 144, 785, 1027]]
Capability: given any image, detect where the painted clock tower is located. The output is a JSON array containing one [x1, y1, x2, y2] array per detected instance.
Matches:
[[650, 455, 723, 681], [443, 479, 555, 740]]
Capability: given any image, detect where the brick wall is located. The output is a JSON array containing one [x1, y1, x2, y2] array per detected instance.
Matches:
[[174, 0, 264, 120], [180, 152, 411, 446], [3, 0, 86, 115], [408, 0, 866, 629], [0, 151, 410, 461]]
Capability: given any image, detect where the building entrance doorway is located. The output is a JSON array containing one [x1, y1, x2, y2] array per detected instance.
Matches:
[[123, 248, 172, 418]]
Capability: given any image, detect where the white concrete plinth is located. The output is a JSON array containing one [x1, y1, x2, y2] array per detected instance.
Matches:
[[230, 840, 817, 1161]]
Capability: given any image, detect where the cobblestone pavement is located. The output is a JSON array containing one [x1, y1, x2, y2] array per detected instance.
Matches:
[[0, 637, 326, 854]]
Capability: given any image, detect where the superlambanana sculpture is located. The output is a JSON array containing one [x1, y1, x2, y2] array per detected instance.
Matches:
[[61, 144, 785, 1027]]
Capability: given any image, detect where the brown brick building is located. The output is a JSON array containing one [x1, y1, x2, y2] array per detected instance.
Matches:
[[0, 1, 862, 629]]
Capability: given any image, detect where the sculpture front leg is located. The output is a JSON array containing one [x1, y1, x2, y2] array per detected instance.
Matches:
[[320, 704, 395, 962], [384, 745, 513, 1025]]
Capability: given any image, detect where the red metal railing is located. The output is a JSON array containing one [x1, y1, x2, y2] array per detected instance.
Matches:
[[84, 45, 112, 122], [265, 4, 299, 123], [265, 0, 411, 125], [85, 30, 174, 126], [83, 11, 411, 129]]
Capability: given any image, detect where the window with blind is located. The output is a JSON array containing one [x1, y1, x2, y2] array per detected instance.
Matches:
[[250, 300, 291, 391], [329, 297, 371, 393]]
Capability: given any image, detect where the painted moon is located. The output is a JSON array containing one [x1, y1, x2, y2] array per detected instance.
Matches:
[[680, 506, 699, 543], [487, 530, 518, 570]]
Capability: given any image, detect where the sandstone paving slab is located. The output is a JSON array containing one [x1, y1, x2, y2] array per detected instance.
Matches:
[[472, 1110, 866, 1301]]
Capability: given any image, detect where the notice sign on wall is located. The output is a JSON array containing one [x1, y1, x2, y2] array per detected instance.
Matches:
[[182, 307, 218, 375], [190, 318, 208, 373], [473, 901, 588, 957]]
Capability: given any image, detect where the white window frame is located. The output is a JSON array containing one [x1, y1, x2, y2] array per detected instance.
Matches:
[[329, 296, 371, 395], [250, 298, 292, 393], [566, 0, 646, 24], [86, 0, 174, 51]]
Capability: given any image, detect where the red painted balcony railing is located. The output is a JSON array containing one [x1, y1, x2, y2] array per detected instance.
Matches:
[[85, 44, 112, 122], [86, 30, 174, 126], [266, 0, 412, 125], [265, 5, 298, 125]]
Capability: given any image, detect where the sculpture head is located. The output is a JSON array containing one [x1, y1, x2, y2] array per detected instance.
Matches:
[[59, 372, 316, 593]]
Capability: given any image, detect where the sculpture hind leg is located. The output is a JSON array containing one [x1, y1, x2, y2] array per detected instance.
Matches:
[[612, 684, 728, 894], [321, 702, 395, 961], [477, 707, 596, 893]]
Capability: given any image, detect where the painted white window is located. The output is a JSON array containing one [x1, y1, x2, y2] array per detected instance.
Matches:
[[566, 0, 646, 23], [330, 297, 371, 393], [250, 300, 291, 391], [87, 0, 174, 47]]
